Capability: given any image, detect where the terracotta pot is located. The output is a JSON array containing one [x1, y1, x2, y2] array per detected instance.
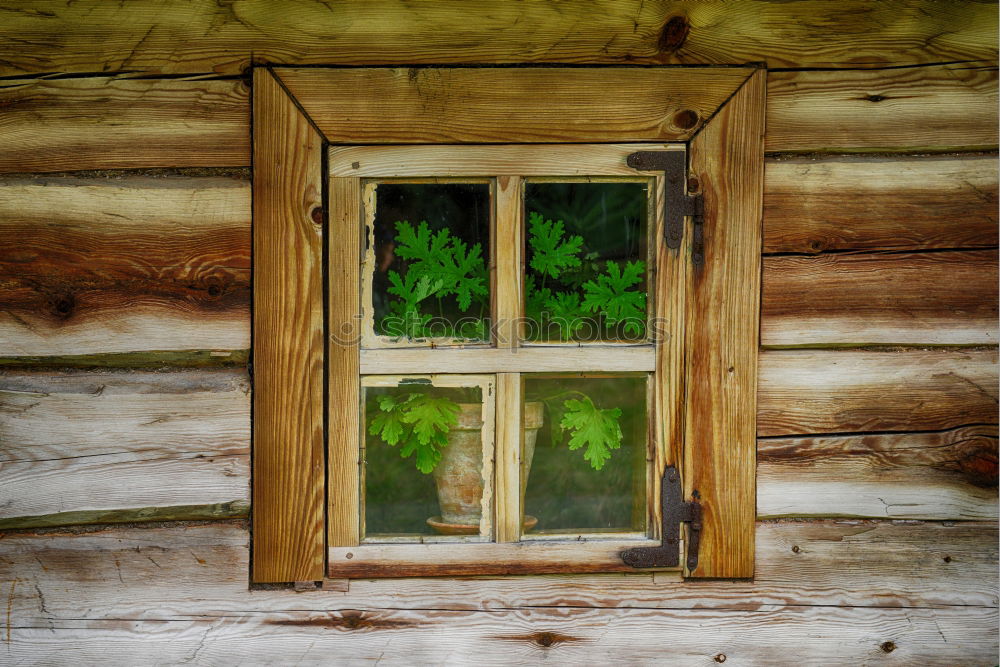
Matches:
[[430, 402, 544, 532]]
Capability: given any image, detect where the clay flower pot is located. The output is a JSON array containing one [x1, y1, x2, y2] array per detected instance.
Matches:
[[427, 402, 544, 534]]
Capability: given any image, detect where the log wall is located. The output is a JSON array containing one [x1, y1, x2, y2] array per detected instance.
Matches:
[[0, 1, 996, 663]]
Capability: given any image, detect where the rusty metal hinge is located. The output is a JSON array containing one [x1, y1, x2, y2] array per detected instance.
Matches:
[[626, 151, 703, 255], [621, 465, 702, 571]]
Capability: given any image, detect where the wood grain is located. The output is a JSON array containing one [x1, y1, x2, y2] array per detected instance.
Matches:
[[6, 605, 994, 665], [763, 154, 999, 253], [0, 77, 249, 172], [0, 1, 994, 75], [0, 175, 250, 356], [758, 425, 998, 519], [251, 69, 324, 583], [327, 177, 361, 548], [767, 64, 999, 152], [278, 67, 750, 144], [4, 521, 995, 619], [494, 373, 522, 543], [360, 347, 655, 374], [685, 70, 765, 578], [329, 540, 665, 578], [329, 144, 683, 177], [762, 249, 999, 346], [0, 368, 249, 528], [2, 522, 996, 663], [758, 348, 999, 437]]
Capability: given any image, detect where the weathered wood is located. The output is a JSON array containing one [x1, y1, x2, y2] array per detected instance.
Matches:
[[494, 373, 522, 543], [767, 64, 999, 152], [7, 605, 997, 665], [0, 368, 249, 528], [763, 154, 999, 253], [0, 175, 250, 356], [0, 1, 994, 75], [684, 70, 765, 578], [329, 540, 665, 578], [329, 144, 683, 177], [762, 249, 999, 346], [327, 177, 361, 548], [251, 69, 324, 583], [3, 521, 995, 616], [758, 348, 999, 437], [278, 67, 750, 144], [758, 426, 998, 520], [0, 77, 249, 172], [360, 347, 656, 374]]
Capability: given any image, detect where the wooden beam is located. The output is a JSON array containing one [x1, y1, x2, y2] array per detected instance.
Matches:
[[327, 177, 361, 548], [0, 175, 250, 356], [763, 154, 999, 253], [758, 347, 999, 437], [278, 67, 750, 144], [0, 1, 994, 76], [251, 69, 325, 582], [684, 70, 765, 578], [0, 77, 249, 172], [5, 521, 996, 618], [758, 425, 998, 520], [767, 64, 999, 152], [762, 249, 999, 347], [0, 368, 249, 529], [359, 347, 656, 374]]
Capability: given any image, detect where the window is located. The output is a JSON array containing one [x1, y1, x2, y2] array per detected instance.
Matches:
[[325, 145, 681, 576], [252, 66, 763, 583]]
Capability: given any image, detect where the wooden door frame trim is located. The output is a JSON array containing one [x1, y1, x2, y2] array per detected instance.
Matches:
[[252, 64, 763, 582]]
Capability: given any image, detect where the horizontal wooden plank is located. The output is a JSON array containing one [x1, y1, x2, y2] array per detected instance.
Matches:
[[0, 1, 994, 75], [0, 369, 249, 527], [0, 77, 249, 172], [758, 425, 998, 520], [763, 154, 999, 253], [279, 67, 749, 143], [767, 64, 999, 152], [6, 605, 997, 665], [757, 348, 999, 437], [360, 347, 656, 374], [762, 249, 999, 346], [329, 144, 681, 177], [3, 521, 995, 619], [328, 540, 663, 578], [0, 176, 250, 356]]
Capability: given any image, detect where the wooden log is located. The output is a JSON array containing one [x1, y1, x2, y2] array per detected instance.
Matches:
[[767, 64, 999, 152], [758, 425, 998, 520], [0, 175, 250, 356], [251, 69, 325, 583], [763, 154, 999, 253], [0, 77, 249, 172], [0, 1, 994, 75], [278, 67, 749, 144], [758, 347, 999, 437], [2, 520, 995, 616], [5, 605, 996, 665], [684, 69, 765, 578], [762, 249, 999, 346], [0, 369, 249, 528]]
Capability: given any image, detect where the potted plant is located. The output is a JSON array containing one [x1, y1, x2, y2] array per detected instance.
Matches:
[[366, 387, 623, 534]]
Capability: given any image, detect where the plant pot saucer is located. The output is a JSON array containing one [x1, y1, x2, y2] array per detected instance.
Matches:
[[426, 515, 538, 535]]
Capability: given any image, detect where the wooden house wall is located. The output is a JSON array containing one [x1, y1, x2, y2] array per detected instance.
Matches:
[[0, 1, 997, 662]]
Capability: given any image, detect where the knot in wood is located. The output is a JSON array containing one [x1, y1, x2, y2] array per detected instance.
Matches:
[[658, 16, 690, 53]]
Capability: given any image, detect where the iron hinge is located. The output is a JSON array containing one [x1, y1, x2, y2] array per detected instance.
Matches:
[[626, 150, 704, 257], [621, 465, 702, 571]]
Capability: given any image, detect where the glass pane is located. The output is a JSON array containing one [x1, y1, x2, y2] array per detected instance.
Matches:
[[362, 379, 490, 540], [521, 374, 648, 535], [369, 182, 491, 344], [523, 181, 649, 343]]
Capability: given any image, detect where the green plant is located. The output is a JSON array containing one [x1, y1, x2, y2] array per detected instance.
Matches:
[[377, 211, 647, 341], [367, 389, 624, 473]]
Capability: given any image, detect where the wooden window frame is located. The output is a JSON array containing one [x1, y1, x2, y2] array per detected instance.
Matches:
[[252, 66, 764, 583]]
